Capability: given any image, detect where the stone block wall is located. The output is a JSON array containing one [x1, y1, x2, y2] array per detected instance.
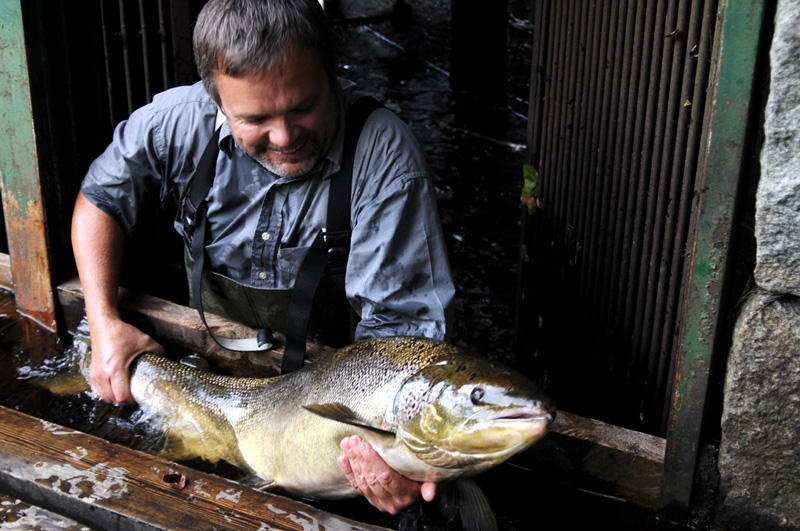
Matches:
[[716, 1, 800, 529]]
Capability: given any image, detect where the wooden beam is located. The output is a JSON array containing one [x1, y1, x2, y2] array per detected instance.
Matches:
[[0, 2, 58, 332], [552, 410, 665, 463], [0, 406, 387, 531], [523, 412, 665, 511], [56, 276, 335, 377], [0, 254, 12, 291]]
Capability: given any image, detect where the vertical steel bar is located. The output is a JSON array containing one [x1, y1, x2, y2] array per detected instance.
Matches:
[[169, 0, 194, 86], [603, 1, 645, 379], [660, 0, 767, 521], [118, 0, 134, 114], [99, 0, 117, 130], [537, 0, 563, 371], [659, 0, 719, 434], [626, 0, 669, 410], [621, 0, 660, 347], [518, 0, 552, 373], [639, 0, 690, 431], [158, 0, 171, 88], [648, 0, 707, 432], [138, 0, 153, 102], [582, 0, 614, 305], [592, 0, 630, 374], [573, 0, 602, 281]]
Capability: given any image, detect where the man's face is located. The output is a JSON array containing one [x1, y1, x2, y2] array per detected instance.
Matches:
[[216, 42, 338, 179]]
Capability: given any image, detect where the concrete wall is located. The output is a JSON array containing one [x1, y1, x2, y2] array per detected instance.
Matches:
[[716, 1, 800, 529]]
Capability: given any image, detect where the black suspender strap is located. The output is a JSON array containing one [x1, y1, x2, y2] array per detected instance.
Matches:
[[187, 127, 274, 352], [281, 96, 382, 373], [184, 96, 382, 366]]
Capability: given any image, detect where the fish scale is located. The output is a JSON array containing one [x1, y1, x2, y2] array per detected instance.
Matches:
[[128, 336, 555, 501]]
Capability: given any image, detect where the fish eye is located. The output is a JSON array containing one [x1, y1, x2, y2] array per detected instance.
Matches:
[[470, 386, 486, 405]]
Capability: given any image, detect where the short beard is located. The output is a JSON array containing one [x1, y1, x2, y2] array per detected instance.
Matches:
[[235, 140, 321, 180]]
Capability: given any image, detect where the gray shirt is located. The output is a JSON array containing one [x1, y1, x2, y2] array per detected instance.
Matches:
[[81, 79, 455, 340]]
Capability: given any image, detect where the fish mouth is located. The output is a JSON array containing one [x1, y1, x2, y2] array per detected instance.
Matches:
[[492, 408, 555, 424]]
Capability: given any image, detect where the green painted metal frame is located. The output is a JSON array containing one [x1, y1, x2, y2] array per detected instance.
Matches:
[[0, 1, 58, 331], [659, 0, 767, 522]]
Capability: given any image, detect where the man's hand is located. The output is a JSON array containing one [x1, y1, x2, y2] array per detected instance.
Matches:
[[337, 434, 437, 514], [88, 317, 163, 404], [72, 192, 164, 404]]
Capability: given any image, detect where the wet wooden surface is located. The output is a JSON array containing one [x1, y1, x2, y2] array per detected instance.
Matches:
[[0, 258, 666, 515], [57, 276, 337, 378], [0, 492, 91, 531], [0, 406, 388, 531]]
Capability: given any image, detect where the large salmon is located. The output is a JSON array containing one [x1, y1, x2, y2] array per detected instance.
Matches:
[[127, 336, 555, 501]]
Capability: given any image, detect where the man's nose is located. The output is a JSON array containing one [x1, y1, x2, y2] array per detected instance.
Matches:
[[268, 116, 296, 149]]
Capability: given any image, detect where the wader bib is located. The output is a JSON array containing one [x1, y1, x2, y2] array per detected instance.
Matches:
[[180, 97, 382, 373]]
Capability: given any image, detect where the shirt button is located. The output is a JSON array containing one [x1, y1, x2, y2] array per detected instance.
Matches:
[[261, 232, 271, 241], [258, 271, 267, 280]]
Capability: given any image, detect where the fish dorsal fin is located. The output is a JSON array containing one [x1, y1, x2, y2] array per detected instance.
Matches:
[[303, 403, 395, 436]]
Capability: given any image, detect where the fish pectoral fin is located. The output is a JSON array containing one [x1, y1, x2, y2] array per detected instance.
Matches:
[[239, 475, 277, 492], [159, 429, 204, 462], [455, 479, 498, 531], [303, 403, 395, 436]]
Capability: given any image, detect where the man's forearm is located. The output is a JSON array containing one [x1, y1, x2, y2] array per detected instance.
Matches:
[[71, 191, 125, 323]]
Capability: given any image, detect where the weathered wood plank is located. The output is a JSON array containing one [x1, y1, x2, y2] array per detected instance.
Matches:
[[552, 411, 665, 463], [520, 428, 664, 511], [0, 406, 388, 531], [0, 253, 12, 291], [0, 492, 91, 531], [56, 276, 336, 377]]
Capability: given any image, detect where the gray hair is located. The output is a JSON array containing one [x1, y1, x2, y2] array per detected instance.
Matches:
[[193, 0, 337, 105]]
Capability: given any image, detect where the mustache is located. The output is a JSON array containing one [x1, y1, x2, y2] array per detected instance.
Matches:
[[256, 136, 309, 154]]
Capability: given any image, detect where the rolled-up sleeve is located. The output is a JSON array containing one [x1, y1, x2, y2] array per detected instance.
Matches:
[[347, 109, 455, 340], [80, 84, 217, 237]]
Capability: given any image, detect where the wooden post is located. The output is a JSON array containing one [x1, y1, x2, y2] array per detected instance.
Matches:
[[0, 1, 58, 331]]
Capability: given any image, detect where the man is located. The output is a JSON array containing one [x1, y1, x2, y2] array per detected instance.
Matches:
[[72, 0, 452, 514]]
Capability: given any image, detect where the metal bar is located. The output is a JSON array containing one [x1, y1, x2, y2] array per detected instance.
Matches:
[[659, 0, 767, 521], [641, 0, 691, 432], [99, 0, 118, 130], [658, 0, 720, 435], [516, 0, 550, 365], [138, 0, 153, 102], [537, 0, 562, 372], [594, 0, 631, 373], [621, 0, 660, 347], [572, 0, 595, 240], [118, 0, 134, 114], [157, 0, 171, 89], [649, 0, 707, 432], [603, 0, 645, 378], [0, 0, 58, 331], [626, 0, 669, 409], [582, 0, 614, 308], [169, 0, 194, 86]]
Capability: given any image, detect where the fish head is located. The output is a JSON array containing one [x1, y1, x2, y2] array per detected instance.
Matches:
[[393, 354, 555, 476]]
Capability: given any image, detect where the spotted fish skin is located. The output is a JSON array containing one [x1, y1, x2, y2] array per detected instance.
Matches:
[[129, 336, 555, 500]]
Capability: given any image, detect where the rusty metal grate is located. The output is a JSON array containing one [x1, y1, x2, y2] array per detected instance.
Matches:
[[518, 0, 718, 436]]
